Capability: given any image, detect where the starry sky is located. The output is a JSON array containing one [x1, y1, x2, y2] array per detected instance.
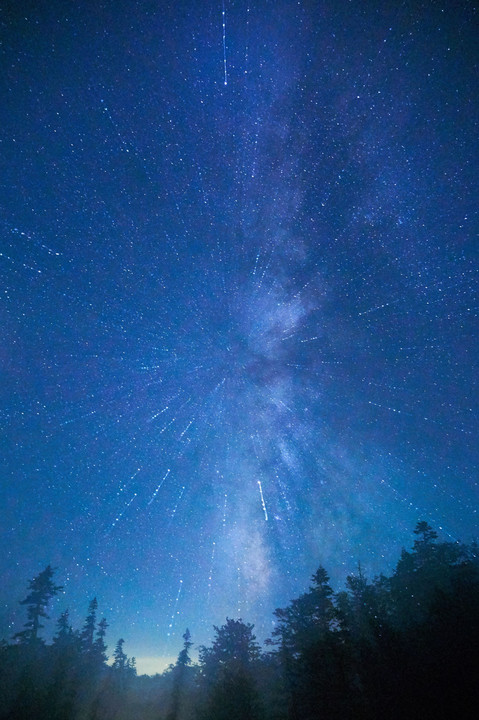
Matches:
[[1, 0, 477, 673]]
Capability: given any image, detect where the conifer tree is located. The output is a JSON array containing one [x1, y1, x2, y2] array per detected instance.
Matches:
[[13, 565, 63, 644], [80, 597, 98, 654], [112, 638, 127, 671], [177, 627, 193, 667], [52, 609, 76, 650], [168, 629, 194, 720], [413, 520, 438, 548], [126, 656, 137, 677], [199, 619, 262, 720], [272, 565, 335, 656], [93, 617, 108, 665]]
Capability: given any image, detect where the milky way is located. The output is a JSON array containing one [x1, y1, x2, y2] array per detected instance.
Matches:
[[1, 0, 477, 669]]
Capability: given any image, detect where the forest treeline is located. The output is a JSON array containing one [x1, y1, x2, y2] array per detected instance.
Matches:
[[2, 521, 479, 720]]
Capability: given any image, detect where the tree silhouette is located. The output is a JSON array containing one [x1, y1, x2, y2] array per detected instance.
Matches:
[[80, 597, 98, 655], [94, 617, 109, 665], [53, 609, 74, 648], [3, 524, 479, 720], [199, 619, 263, 720], [177, 627, 192, 668], [413, 520, 438, 547], [271, 565, 335, 658], [13, 565, 63, 645], [167, 628, 194, 720], [112, 638, 127, 671]]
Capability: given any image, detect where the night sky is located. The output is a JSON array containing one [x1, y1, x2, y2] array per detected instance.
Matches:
[[1, 0, 477, 673]]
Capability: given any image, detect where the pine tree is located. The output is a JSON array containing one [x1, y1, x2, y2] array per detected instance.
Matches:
[[13, 565, 63, 644]]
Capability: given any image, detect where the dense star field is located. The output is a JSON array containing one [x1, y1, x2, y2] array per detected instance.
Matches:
[[1, 0, 477, 671]]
